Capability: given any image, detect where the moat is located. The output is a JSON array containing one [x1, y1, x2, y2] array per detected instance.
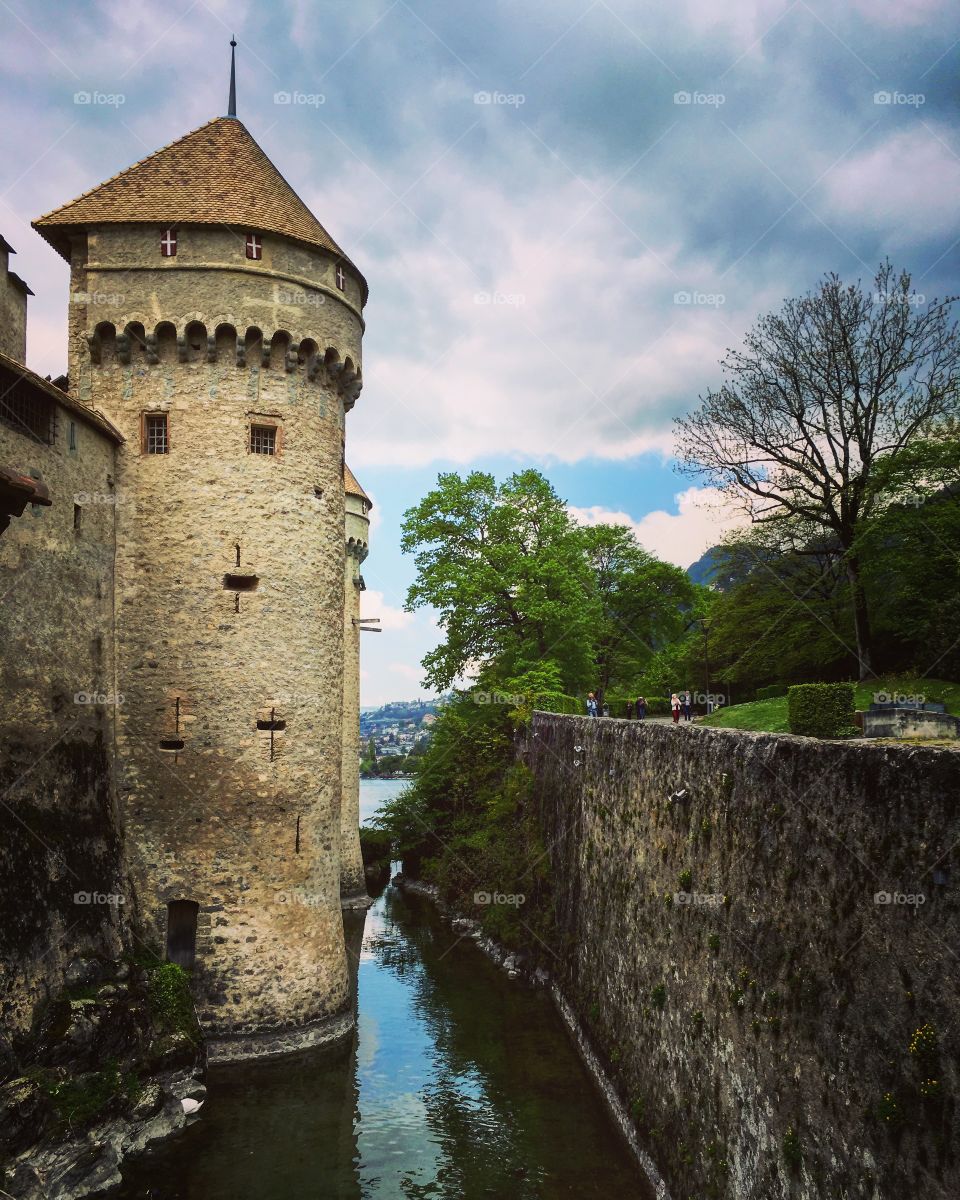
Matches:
[[114, 783, 646, 1200]]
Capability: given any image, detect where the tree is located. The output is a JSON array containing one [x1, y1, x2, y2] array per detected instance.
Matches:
[[675, 263, 960, 678], [401, 470, 597, 692], [703, 532, 853, 689], [576, 524, 694, 703]]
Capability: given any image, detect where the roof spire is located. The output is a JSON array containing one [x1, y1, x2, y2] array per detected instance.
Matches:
[[227, 36, 237, 118]]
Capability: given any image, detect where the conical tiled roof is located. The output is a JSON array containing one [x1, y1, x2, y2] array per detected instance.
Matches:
[[33, 117, 366, 301], [344, 463, 371, 506]]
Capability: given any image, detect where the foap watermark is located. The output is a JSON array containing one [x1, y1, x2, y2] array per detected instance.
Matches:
[[474, 891, 525, 906], [74, 891, 124, 905], [474, 291, 526, 308], [74, 491, 127, 507], [74, 690, 125, 706], [674, 290, 725, 307], [72, 291, 126, 306], [277, 289, 326, 307], [874, 890, 925, 906], [692, 691, 726, 707], [873, 290, 926, 307], [674, 891, 723, 907], [674, 90, 725, 107], [276, 889, 325, 907], [474, 90, 525, 107], [472, 689, 525, 707], [273, 689, 324, 705], [74, 90, 125, 108], [873, 691, 925, 705], [873, 90, 924, 107], [274, 90, 325, 107]]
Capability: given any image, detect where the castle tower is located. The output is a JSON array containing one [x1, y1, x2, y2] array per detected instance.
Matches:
[[32, 85, 367, 1058], [341, 464, 371, 905]]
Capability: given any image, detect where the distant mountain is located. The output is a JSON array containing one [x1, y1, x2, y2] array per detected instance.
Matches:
[[686, 546, 723, 587]]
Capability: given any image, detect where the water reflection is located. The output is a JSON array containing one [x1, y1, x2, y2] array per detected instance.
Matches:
[[117, 884, 645, 1199]]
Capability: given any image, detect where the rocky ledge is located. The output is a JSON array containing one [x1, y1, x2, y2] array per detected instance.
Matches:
[[1, 954, 205, 1199]]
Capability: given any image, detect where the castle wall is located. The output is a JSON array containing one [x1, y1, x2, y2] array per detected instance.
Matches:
[[66, 225, 364, 1053], [0, 404, 126, 1045], [339, 501, 368, 902], [528, 714, 960, 1200], [0, 244, 28, 362], [67, 225, 363, 403]]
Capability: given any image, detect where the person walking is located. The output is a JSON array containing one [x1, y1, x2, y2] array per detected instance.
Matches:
[[636, 696, 647, 721], [683, 689, 693, 721], [586, 692, 598, 718], [626, 699, 634, 720], [671, 693, 682, 724]]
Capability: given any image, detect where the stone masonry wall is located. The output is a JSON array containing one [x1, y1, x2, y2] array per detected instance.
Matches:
[[340, 493, 369, 903], [0, 244, 28, 363], [528, 714, 960, 1200], [0, 408, 127, 1046], [68, 224, 364, 1049]]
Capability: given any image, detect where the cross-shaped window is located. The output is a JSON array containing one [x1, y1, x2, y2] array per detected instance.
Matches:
[[335, 264, 346, 291], [246, 233, 262, 260], [160, 228, 177, 257]]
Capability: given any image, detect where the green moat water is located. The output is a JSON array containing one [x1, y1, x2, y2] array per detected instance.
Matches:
[[116, 881, 647, 1198]]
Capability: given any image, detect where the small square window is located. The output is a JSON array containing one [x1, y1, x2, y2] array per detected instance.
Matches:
[[160, 228, 177, 257], [246, 233, 262, 260], [250, 424, 276, 455], [144, 412, 169, 454]]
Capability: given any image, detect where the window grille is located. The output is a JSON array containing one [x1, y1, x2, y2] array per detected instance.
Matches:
[[144, 412, 168, 454], [250, 424, 276, 455]]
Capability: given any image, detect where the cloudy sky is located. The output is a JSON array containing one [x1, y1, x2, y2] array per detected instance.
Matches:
[[2, 0, 958, 704]]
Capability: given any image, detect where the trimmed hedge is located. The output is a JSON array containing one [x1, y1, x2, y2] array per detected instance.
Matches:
[[787, 683, 856, 738], [756, 684, 789, 701]]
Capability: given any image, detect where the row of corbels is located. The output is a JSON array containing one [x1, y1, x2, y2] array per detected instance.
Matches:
[[86, 331, 362, 401]]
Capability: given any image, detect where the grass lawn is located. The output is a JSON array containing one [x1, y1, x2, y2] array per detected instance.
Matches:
[[699, 676, 960, 734]]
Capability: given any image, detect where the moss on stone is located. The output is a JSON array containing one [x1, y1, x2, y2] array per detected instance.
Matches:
[[146, 962, 200, 1044]]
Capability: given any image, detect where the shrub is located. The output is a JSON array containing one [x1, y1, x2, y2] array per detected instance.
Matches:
[[909, 1022, 938, 1060], [146, 962, 199, 1043], [756, 683, 788, 701], [359, 826, 394, 867], [782, 1126, 802, 1169], [787, 683, 856, 738], [535, 692, 580, 716]]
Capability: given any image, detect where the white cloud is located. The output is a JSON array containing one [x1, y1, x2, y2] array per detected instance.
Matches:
[[360, 589, 413, 630], [570, 486, 749, 569], [822, 127, 960, 241], [388, 662, 423, 682]]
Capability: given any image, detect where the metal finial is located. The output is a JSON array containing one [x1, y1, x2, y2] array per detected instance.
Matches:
[[228, 36, 237, 118]]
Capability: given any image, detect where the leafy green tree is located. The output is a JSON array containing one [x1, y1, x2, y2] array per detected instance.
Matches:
[[702, 534, 853, 690], [401, 470, 597, 692], [577, 524, 695, 703], [675, 263, 960, 678]]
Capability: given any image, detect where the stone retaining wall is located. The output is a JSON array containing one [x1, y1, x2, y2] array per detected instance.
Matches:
[[528, 714, 960, 1200]]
